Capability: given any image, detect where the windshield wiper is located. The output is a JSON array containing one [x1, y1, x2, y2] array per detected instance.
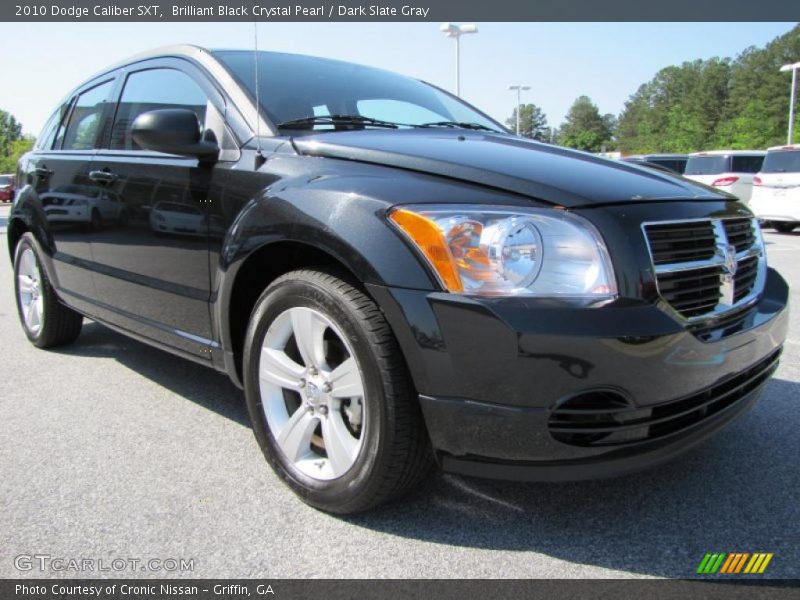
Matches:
[[417, 121, 499, 132], [277, 114, 403, 130], [277, 114, 502, 134]]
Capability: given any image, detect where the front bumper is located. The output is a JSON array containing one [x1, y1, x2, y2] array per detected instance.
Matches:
[[368, 266, 789, 481]]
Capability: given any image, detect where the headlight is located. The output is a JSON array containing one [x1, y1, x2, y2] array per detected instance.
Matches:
[[389, 204, 617, 299]]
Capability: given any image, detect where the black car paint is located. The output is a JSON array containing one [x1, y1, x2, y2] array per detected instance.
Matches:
[[294, 130, 726, 207], [9, 48, 788, 481]]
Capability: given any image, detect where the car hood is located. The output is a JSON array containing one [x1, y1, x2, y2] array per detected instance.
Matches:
[[293, 130, 729, 207]]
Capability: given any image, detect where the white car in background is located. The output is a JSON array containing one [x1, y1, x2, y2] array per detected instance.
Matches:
[[683, 150, 765, 203], [149, 201, 206, 236], [749, 144, 800, 233], [41, 184, 124, 228]]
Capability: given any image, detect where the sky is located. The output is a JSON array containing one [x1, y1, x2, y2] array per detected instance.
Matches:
[[0, 22, 795, 135]]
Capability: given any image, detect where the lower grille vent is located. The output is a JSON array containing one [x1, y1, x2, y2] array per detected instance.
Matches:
[[548, 349, 781, 447]]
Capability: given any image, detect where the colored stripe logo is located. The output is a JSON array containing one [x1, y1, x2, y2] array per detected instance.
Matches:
[[697, 553, 773, 574]]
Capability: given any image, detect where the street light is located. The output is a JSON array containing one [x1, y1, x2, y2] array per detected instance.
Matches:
[[508, 85, 531, 136], [440, 22, 478, 97], [780, 61, 800, 145]]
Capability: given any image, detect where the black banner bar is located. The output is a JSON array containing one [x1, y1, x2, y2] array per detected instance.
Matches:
[[3, 579, 800, 600], [2, 0, 799, 22]]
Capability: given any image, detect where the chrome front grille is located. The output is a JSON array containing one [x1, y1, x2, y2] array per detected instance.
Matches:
[[642, 217, 766, 322]]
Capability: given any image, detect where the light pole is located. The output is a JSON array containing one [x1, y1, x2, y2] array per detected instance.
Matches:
[[780, 62, 800, 144], [440, 22, 478, 97], [508, 85, 531, 136]]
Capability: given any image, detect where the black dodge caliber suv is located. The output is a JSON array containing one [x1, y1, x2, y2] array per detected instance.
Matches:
[[9, 46, 788, 513]]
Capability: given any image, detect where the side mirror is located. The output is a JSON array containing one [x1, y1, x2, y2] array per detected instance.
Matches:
[[131, 109, 219, 161]]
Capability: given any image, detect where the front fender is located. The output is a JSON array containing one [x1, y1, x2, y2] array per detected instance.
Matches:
[[211, 173, 444, 370]]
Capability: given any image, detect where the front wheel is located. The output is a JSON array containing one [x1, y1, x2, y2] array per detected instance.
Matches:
[[773, 222, 797, 233], [14, 233, 83, 348], [243, 269, 432, 514]]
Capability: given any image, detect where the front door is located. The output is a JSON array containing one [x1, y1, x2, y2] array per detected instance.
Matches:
[[87, 64, 229, 357]]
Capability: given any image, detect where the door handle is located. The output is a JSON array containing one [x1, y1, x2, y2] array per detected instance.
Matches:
[[89, 169, 118, 184]]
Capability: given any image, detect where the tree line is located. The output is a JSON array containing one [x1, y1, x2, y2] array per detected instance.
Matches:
[[506, 24, 800, 153], [0, 110, 33, 174]]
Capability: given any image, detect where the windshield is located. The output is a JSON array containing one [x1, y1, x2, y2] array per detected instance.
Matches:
[[0, 175, 12, 186], [213, 50, 503, 132], [762, 150, 800, 173], [684, 156, 730, 175]]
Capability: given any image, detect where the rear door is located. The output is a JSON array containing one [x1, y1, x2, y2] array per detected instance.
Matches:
[[86, 59, 237, 356], [23, 78, 116, 300]]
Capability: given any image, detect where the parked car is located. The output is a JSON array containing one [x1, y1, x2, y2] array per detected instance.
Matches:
[[622, 154, 689, 174], [0, 174, 15, 202], [149, 201, 206, 235], [41, 183, 123, 228], [619, 158, 680, 175], [749, 144, 800, 233], [8, 46, 788, 514], [684, 150, 765, 203]]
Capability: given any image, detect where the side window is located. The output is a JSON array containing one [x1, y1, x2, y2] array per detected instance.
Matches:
[[732, 155, 764, 174], [36, 108, 62, 151], [111, 68, 208, 151], [52, 99, 74, 150], [61, 81, 114, 151]]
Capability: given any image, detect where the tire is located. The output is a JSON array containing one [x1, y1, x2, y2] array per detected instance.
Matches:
[[243, 269, 432, 514], [773, 222, 796, 233], [13, 233, 83, 348]]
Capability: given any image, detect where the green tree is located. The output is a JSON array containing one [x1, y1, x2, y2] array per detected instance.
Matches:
[[716, 26, 800, 147], [616, 25, 800, 153], [601, 113, 619, 151], [558, 96, 614, 152], [505, 103, 549, 140], [616, 58, 731, 153], [0, 136, 34, 173], [0, 109, 23, 166]]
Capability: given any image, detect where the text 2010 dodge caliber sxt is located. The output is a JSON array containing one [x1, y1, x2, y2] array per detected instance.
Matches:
[[8, 46, 788, 513]]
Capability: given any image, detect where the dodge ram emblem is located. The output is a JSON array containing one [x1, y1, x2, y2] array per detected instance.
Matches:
[[721, 244, 738, 277], [716, 242, 738, 306]]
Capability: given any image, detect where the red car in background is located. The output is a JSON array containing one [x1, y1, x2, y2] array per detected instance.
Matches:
[[0, 174, 15, 202]]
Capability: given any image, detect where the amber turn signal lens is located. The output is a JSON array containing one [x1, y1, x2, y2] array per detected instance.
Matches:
[[389, 208, 464, 292]]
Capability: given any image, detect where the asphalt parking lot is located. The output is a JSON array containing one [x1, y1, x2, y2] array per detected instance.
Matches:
[[1, 202, 798, 579]]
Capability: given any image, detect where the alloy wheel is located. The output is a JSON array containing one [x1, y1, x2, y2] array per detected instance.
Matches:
[[258, 307, 366, 481], [17, 248, 44, 336]]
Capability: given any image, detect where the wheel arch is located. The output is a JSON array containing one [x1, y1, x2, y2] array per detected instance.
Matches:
[[7, 216, 29, 260], [219, 238, 381, 386], [212, 182, 439, 386], [7, 207, 59, 289]]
